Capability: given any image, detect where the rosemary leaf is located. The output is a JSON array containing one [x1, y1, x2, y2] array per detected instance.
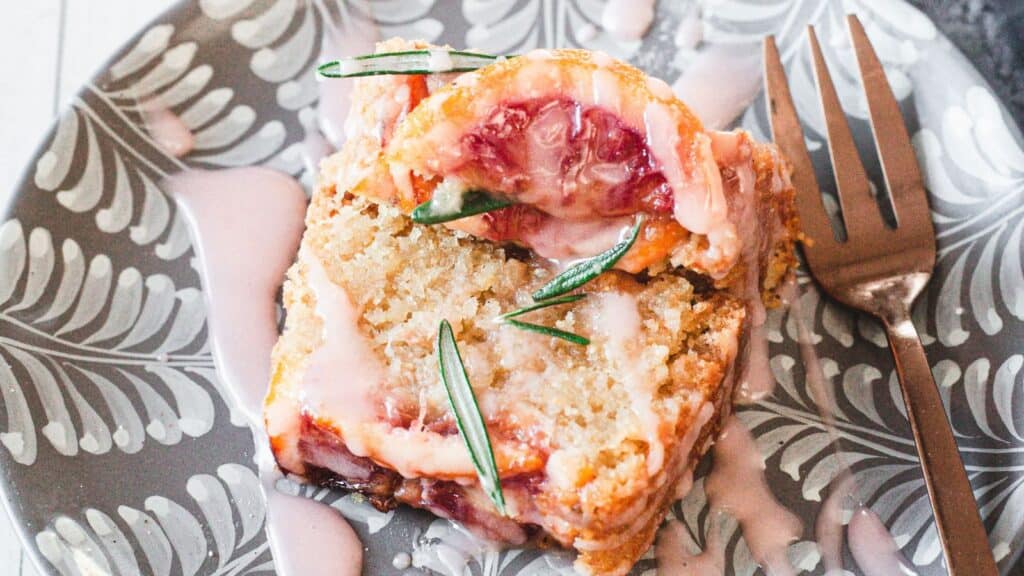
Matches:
[[318, 50, 501, 78], [531, 216, 644, 301], [505, 319, 591, 346], [412, 189, 515, 225], [437, 320, 507, 515], [497, 293, 587, 321]]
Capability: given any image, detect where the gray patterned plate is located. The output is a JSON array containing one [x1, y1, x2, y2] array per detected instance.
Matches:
[[2, 0, 1023, 574]]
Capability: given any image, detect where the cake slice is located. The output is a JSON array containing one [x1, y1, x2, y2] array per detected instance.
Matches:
[[266, 185, 745, 574], [265, 40, 798, 575]]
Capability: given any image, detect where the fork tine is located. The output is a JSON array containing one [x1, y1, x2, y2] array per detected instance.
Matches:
[[763, 35, 836, 261], [847, 15, 934, 239], [807, 26, 882, 239]]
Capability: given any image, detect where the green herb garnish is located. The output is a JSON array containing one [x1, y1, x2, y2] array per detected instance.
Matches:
[[505, 319, 591, 346], [437, 320, 506, 515], [411, 189, 515, 225], [319, 50, 502, 78], [497, 294, 589, 345], [531, 217, 644, 302], [497, 293, 587, 321]]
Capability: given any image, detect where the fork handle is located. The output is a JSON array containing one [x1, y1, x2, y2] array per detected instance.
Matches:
[[882, 307, 998, 575]]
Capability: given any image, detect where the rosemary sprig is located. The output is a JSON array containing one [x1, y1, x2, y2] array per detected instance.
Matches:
[[437, 320, 507, 515], [497, 293, 587, 321], [411, 189, 515, 225], [505, 319, 591, 346], [497, 294, 589, 345], [318, 50, 502, 78], [531, 216, 644, 301]]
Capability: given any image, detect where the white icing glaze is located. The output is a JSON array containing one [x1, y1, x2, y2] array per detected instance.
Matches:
[[169, 167, 364, 576], [301, 253, 384, 426], [711, 130, 773, 404], [735, 323, 773, 403], [140, 100, 194, 158], [601, 0, 656, 42], [590, 50, 616, 68], [672, 468, 695, 501], [646, 76, 676, 101], [816, 472, 855, 575], [525, 48, 555, 61], [593, 291, 669, 474], [848, 508, 918, 576], [430, 178, 467, 214], [359, 77, 415, 147], [300, 248, 479, 479], [705, 417, 802, 576], [596, 291, 642, 341], [391, 551, 412, 569], [671, 45, 762, 130], [679, 402, 714, 475], [591, 68, 624, 114], [412, 520, 502, 574], [427, 49, 454, 72], [645, 107, 738, 277], [674, 7, 703, 50], [576, 23, 599, 43]]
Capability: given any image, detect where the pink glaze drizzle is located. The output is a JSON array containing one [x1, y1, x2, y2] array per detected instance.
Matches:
[[299, 253, 383, 438], [816, 472, 856, 575], [263, 469, 365, 576], [600, 0, 656, 42], [167, 169, 305, 419], [141, 100, 194, 158], [705, 417, 802, 576], [656, 514, 726, 576], [169, 167, 363, 576], [299, 252, 478, 479], [815, 470, 918, 576], [735, 324, 773, 403], [848, 508, 918, 576], [671, 46, 762, 130]]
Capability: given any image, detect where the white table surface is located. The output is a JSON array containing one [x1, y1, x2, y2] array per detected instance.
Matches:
[[0, 3, 180, 572]]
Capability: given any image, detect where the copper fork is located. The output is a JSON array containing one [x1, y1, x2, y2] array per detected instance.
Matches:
[[763, 15, 998, 575]]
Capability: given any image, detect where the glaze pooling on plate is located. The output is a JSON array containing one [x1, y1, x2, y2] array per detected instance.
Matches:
[[2, 0, 1023, 575]]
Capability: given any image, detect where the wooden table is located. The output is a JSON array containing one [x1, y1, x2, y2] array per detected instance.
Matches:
[[0, 3, 177, 571]]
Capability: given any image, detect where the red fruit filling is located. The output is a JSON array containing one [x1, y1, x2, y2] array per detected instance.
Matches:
[[453, 98, 675, 220]]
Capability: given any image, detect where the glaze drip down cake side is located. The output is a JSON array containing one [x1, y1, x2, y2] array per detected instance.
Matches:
[[265, 39, 799, 575]]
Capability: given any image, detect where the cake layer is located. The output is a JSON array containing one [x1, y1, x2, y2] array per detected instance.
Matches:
[[266, 38, 799, 575], [265, 186, 746, 574]]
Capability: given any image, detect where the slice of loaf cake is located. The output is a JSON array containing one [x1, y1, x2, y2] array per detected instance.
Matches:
[[265, 39, 797, 575], [266, 184, 745, 574]]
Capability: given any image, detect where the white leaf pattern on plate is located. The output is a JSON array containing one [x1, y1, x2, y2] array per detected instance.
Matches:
[[34, 464, 272, 576], [0, 218, 249, 464]]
